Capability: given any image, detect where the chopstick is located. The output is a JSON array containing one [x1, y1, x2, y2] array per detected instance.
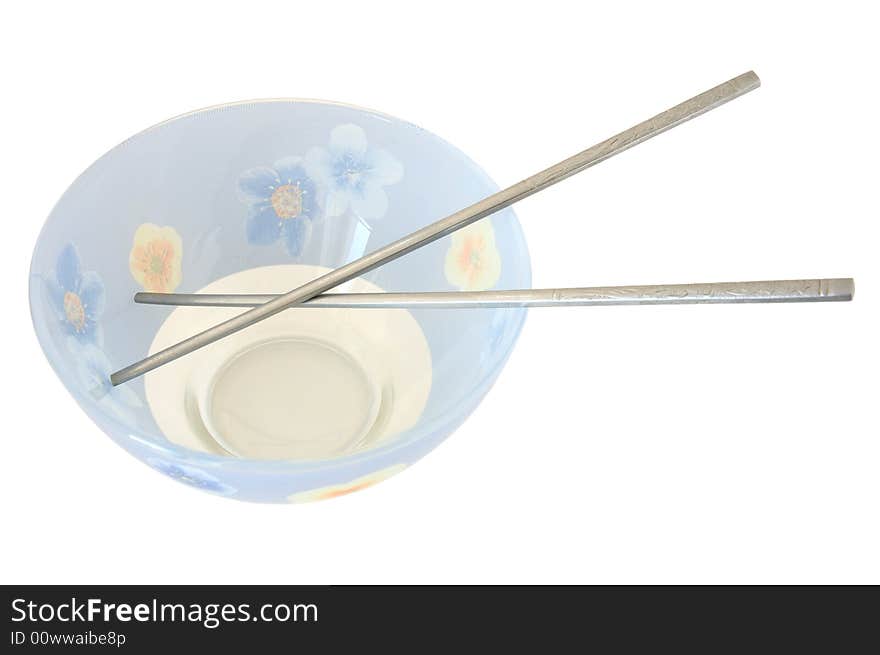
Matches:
[[134, 279, 854, 309], [111, 71, 760, 385]]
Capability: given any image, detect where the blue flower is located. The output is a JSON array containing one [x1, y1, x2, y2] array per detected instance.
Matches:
[[68, 339, 142, 425], [47, 244, 105, 345], [305, 124, 403, 220], [237, 156, 318, 257], [147, 458, 235, 496]]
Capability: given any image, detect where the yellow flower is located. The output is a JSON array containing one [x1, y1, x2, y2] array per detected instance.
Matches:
[[63, 291, 86, 331], [129, 223, 183, 292], [287, 464, 407, 503], [444, 220, 501, 291]]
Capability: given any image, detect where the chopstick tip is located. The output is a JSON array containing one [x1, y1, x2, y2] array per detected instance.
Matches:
[[835, 278, 855, 301], [822, 278, 854, 301], [739, 70, 761, 90]]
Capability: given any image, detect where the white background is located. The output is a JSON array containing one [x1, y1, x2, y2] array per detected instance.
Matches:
[[1, 2, 877, 584]]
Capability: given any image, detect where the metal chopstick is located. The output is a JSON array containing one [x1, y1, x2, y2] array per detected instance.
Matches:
[[134, 279, 853, 309], [111, 71, 760, 385]]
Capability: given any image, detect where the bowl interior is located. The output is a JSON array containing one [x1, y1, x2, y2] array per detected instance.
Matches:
[[30, 100, 531, 473]]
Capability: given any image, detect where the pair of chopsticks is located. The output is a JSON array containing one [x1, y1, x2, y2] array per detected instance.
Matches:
[[111, 71, 852, 386]]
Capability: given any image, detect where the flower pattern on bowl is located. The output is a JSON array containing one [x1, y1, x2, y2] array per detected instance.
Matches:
[[305, 124, 403, 220], [444, 219, 502, 291], [287, 463, 408, 503], [47, 244, 105, 345], [147, 458, 235, 496], [237, 156, 318, 257], [68, 338, 142, 425], [129, 223, 183, 292]]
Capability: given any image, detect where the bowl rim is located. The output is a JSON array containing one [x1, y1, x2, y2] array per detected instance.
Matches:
[[29, 96, 532, 476]]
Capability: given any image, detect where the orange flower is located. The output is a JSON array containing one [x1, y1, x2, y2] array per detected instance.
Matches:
[[444, 220, 501, 291], [129, 224, 183, 292], [287, 464, 407, 503]]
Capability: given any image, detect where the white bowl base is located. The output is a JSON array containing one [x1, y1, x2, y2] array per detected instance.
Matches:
[[144, 264, 433, 462], [203, 337, 382, 460]]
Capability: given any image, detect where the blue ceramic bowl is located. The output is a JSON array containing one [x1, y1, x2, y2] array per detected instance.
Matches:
[[29, 100, 530, 502]]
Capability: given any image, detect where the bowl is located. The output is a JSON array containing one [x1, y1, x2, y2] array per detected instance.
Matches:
[[29, 99, 531, 502]]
